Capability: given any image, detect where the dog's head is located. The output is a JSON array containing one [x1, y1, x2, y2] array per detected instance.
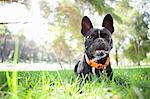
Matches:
[[81, 14, 114, 60]]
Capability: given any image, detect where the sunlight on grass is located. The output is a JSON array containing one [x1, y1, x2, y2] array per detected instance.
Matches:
[[0, 68, 150, 98]]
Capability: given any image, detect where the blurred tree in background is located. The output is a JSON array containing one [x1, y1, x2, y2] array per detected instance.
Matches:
[[0, 25, 10, 62], [0, 0, 150, 66], [124, 12, 149, 65]]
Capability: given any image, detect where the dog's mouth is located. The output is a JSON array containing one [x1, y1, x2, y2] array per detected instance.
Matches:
[[92, 50, 110, 61]]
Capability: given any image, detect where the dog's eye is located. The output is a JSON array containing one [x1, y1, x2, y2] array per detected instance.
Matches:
[[100, 33, 108, 38], [87, 36, 92, 39]]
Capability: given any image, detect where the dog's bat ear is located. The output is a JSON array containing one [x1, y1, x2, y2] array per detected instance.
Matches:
[[81, 16, 93, 36], [102, 14, 114, 33]]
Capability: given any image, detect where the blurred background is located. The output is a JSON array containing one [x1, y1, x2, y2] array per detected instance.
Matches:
[[0, 0, 150, 69]]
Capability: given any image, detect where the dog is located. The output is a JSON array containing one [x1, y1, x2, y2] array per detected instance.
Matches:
[[74, 14, 114, 91]]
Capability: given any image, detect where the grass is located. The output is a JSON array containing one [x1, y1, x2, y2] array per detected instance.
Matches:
[[0, 68, 150, 99]]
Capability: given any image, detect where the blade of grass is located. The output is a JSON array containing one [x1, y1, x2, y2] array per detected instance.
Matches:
[[6, 71, 11, 89], [12, 36, 19, 98], [56, 70, 67, 92]]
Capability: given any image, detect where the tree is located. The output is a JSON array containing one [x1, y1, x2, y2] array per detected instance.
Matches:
[[52, 32, 74, 68], [131, 0, 150, 40], [124, 12, 150, 65], [0, 25, 11, 62], [110, 0, 132, 66]]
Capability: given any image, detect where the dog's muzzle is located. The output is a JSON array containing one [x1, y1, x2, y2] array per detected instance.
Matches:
[[92, 29, 113, 61], [93, 50, 110, 61]]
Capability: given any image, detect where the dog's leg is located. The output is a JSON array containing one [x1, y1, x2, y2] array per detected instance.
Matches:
[[74, 57, 92, 93], [106, 65, 113, 80], [78, 73, 91, 93], [74, 61, 80, 73], [95, 69, 100, 77]]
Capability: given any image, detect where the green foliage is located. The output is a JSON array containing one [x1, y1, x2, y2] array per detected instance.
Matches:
[[88, 0, 122, 23], [124, 12, 150, 63], [89, 0, 106, 14], [53, 0, 84, 54], [39, 0, 51, 18], [52, 32, 74, 63], [0, 25, 5, 35], [124, 39, 150, 63], [107, 0, 150, 64], [56, 0, 81, 36]]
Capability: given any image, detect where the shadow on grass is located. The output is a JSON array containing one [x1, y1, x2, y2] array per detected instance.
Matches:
[[113, 75, 130, 87]]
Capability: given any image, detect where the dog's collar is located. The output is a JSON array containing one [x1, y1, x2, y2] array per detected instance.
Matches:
[[85, 53, 110, 69]]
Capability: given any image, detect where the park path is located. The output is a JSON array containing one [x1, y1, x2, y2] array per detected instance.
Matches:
[[0, 63, 149, 71], [0, 63, 73, 71]]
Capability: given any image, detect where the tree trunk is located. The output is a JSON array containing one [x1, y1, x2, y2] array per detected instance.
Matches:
[[115, 47, 119, 66], [136, 39, 141, 66], [20, 42, 25, 62], [54, 49, 63, 69], [1, 35, 7, 63]]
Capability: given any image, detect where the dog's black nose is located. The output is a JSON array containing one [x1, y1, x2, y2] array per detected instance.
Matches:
[[98, 38, 104, 42]]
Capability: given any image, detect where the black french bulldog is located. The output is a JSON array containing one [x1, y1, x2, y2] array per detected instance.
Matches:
[[74, 14, 114, 90]]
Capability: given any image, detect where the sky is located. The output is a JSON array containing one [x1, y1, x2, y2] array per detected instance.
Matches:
[[0, 0, 58, 44]]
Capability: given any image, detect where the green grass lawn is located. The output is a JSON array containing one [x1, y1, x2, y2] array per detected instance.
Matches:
[[0, 68, 150, 99]]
